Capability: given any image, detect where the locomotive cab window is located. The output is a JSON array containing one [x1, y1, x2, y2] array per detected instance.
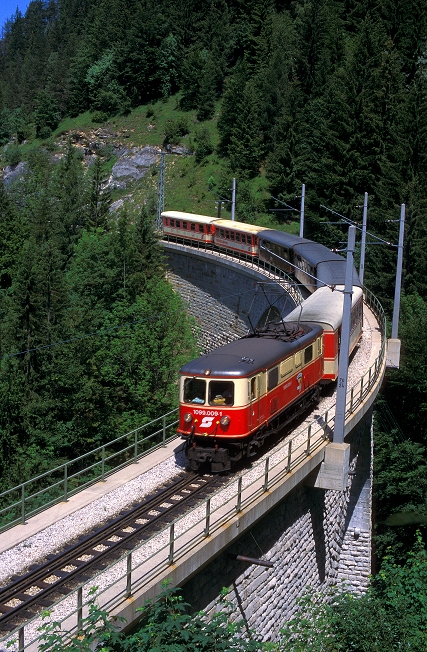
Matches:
[[191, 223, 196, 231], [294, 352, 302, 368], [317, 337, 322, 355], [183, 378, 206, 404], [176, 220, 181, 228], [268, 367, 279, 391], [304, 345, 313, 364], [209, 381, 234, 406], [183, 221, 187, 229]]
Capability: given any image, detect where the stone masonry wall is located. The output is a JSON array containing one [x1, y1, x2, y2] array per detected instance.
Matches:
[[181, 413, 372, 641], [164, 247, 297, 352]]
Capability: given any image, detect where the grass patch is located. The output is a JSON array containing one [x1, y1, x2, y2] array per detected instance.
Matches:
[[7, 94, 301, 235], [53, 111, 94, 136]]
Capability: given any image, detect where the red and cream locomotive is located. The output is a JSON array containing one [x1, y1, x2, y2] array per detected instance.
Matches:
[[178, 321, 324, 472]]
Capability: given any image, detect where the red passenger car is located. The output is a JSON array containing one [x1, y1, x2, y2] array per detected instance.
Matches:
[[212, 220, 269, 258], [162, 211, 217, 245], [285, 286, 363, 381], [178, 322, 324, 471]]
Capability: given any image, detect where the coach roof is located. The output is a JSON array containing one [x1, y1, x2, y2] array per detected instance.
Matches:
[[285, 286, 363, 331], [161, 211, 217, 225]]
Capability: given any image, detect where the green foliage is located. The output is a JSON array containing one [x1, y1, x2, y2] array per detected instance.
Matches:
[[37, 586, 124, 651], [194, 126, 214, 162], [122, 582, 262, 651], [3, 144, 21, 166], [35, 582, 264, 651], [373, 293, 427, 562], [0, 148, 197, 488], [33, 89, 61, 137], [164, 116, 190, 146], [278, 533, 427, 651], [156, 34, 179, 100]]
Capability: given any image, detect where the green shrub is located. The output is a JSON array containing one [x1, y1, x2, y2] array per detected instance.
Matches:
[[164, 115, 189, 145], [91, 110, 108, 123], [4, 144, 21, 166]]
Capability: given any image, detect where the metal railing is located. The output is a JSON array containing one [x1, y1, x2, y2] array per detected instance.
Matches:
[[0, 410, 179, 533], [162, 235, 304, 306], [1, 290, 387, 651]]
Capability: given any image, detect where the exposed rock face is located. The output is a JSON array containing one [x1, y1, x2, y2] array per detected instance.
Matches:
[[109, 146, 160, 188], [3, 162, 27, 185]]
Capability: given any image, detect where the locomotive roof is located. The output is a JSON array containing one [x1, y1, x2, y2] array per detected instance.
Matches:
[[213, 219, 270, 235], [180, 322, 323, 378], [161, 211, 217, 225], [285, 286, 364, 331]]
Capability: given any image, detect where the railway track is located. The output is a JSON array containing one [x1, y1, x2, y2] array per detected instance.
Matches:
[[0, 471, 225, 636]]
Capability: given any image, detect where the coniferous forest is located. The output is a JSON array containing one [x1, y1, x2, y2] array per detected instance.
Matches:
[[1, 0, 427, 636]]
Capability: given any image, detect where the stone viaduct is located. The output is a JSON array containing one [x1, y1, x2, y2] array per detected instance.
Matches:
[[159, 241, 383, 639]]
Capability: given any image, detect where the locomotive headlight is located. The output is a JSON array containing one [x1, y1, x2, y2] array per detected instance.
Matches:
[[183, 412, 193, 423], [220, 415, 230, 426]]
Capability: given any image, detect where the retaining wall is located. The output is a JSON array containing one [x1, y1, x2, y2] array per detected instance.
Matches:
[[180, 412, 372, 640], [164, 245, 297, 352]]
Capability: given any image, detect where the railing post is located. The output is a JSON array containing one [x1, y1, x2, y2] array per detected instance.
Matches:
[[163, 415, 167, 447], [236, 477, 242, 512], [323, 411, 329, 439], [101, 446, 105, 482], [77, 586, 83, 631], [306, 425, 311, 455], [263, 458, 269, 492], [134, 430, 138, 463], [369, 367, 372, 388], [205, 499, 211, 537], [21, 485, 25, 525], [64, 465, 68, 502], [287, 441, 292, 472], [18, 626, 24, 652], [360, 376, 364, 399], [169, 522, 175, 565], [126, 552, 132, 598], [350, 388, 354, 413]]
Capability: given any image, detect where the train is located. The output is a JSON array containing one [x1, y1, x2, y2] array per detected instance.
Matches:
[[161, 210, 361, 292], [161, 211, 363, 472]]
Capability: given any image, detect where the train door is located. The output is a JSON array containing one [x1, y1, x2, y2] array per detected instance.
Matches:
[[249, 375, 260, 428]]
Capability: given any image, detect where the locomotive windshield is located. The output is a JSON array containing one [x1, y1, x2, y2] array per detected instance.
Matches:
[[208, 381, 234, 406], [183, 378, 206, 404]]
